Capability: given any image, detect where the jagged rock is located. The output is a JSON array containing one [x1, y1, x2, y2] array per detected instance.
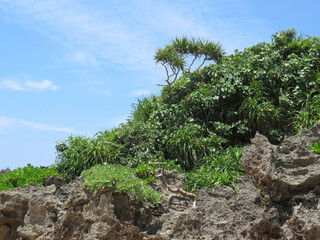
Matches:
[[239, 123, 320, 239], [158, 176, 266, 240], [240, 123, 320, 202], [0, 177, 166, 240]]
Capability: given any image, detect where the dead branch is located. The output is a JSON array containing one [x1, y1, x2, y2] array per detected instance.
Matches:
[[145, 148, 196, 207], [105, 141, 121, 148]]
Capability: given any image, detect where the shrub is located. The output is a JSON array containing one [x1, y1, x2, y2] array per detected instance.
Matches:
[[56, 29, 320, 193], [185, 147, 245, 193], [55, 131, 123, 181], [0, 164, 59, 192], [134, 163, 157, 184], [81, 164, 162, 204], [310, 142, 320, 154]]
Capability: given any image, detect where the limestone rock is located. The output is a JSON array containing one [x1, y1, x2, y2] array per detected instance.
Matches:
[[0, 177, 165, 240], [239, 123, 320, 239], [158, 176, 266, 240]]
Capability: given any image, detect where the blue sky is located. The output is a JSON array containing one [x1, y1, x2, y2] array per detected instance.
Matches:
[[0, 0, 319, 170]]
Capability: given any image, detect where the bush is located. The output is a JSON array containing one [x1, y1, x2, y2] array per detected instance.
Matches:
[[0, 164, 59, 192], [55, 130, 123, 181], [81, 164, 162, 204], [185, 147, 244, 193]]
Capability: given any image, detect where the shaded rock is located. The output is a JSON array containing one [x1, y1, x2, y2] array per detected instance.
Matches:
[[239, 123, 320, 239]]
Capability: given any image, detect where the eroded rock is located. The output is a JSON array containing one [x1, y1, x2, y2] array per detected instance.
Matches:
[[240, 123, 320, 239], [240, 123, 320, 202], [0, 177, 166, 240], [158, 176, 266, 240]]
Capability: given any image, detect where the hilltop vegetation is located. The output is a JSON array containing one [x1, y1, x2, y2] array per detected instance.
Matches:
[[1, 29, 319, 200]]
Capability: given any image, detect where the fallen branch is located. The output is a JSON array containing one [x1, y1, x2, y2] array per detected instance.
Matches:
[[145, 149, 196, 207]]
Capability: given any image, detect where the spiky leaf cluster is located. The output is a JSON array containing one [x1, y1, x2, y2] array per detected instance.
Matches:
[[154, 36, 225, 89]]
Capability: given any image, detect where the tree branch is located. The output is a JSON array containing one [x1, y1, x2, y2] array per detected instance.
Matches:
[[197, 55, 207, 72], [145, 148, 196, 207], [188, 55, 198, 72]]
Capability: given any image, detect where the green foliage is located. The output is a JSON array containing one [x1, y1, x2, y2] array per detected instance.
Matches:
[[134, 163, 157, 184], [55, 29, 320, 194], [81, 164, 162, 204], [185, 147, 245, 193], [117, 29, 320, 172], [55, 130, 123, 181], [310, 142, 320, 154], [0, 164, 59, 192], [154, 36, 225, 89], [165, 123, 225, 170]]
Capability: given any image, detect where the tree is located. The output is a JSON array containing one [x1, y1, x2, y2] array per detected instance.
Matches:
[[154, 36, 225, 90]]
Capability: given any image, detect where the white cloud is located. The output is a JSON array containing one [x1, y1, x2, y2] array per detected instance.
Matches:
[[0, 116, 15, 127], [0, 0, 268, 73], [1, 79, 58, 92], [1, 80, 25, 91], [131, 89, 152, 97], [26, 80, 58, 91], [0, 115, 87, 135]]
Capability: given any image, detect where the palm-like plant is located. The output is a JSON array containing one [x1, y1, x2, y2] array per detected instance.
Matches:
[[154, 36, 225, 90]]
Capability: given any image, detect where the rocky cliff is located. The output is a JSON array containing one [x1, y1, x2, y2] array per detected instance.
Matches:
[[1, 123, 320, 240]]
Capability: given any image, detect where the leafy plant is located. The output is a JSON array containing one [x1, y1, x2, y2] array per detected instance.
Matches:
[[55, 29, 320, 194], [310, 142, 320, 154], [0, 164, 59, 192], [81, 164, 162, 204], [134, 163, 157, 183], [185, 147, 245, 193], [55, 131, 123, 181]]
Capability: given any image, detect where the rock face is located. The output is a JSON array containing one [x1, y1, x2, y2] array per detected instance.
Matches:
[[240, 123, 320, 202], [240, 123, 320, 239], [157, 177, 266, 239], [1, 123, 320, 239], [0, 177, 165, 240]]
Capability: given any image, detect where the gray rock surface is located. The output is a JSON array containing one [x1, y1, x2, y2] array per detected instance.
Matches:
[[240, 123, 320, 239], [0, 176, 165, 240], [1, 123, 320, 239], [158, 176, 266, 240], [240, 123, 320, 202]]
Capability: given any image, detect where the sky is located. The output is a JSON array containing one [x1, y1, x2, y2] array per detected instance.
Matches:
[[0, 0, 319, 170]]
